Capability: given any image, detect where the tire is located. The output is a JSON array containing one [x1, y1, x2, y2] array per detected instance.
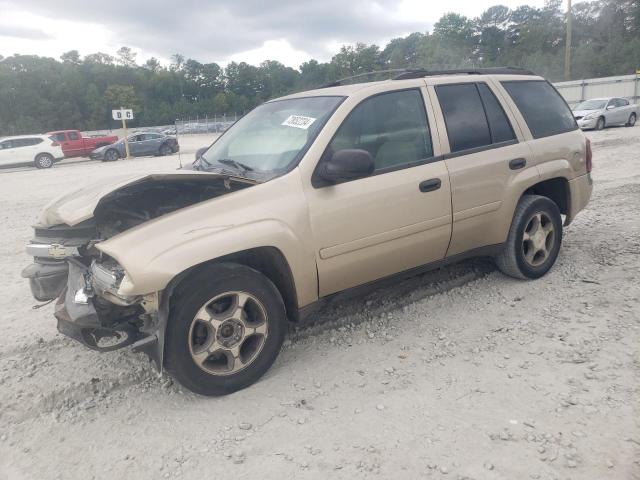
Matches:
[[595, 116, 605, 130], [495, 195, 563, 280], [103, 149, 119, 162], [165, 263, 287, 396], [34, 153, 54, 169], [159, 143, 172, 156], [626, 113, 636, 127]]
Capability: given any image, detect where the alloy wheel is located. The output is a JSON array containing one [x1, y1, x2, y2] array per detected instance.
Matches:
[[38, 154, 53, 168], [188, 291, 269, 376], [521, 211, 555, 267]]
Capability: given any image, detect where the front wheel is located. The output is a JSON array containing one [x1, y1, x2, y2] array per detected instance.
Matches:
[[626, 113, 637, 127], [103, 149, 119, 162], [34, 153, 54, 169], [165, 263, 287, 396], [495, 195, 563, 280], [595, 117, 605, 130]]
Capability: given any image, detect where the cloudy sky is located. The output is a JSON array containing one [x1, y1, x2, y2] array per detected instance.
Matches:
[[0, 0, 557, 68]]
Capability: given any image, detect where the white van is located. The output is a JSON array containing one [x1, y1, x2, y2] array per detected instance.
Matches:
[[0, 135, 65, 168]]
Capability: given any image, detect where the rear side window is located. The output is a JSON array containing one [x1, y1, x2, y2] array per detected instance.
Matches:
[[477, 84, 516, 144], [501, 80, 577, 139], [12, 138, 40, 147], [68, 131, 79, 140], [436, 82, 515, 153]]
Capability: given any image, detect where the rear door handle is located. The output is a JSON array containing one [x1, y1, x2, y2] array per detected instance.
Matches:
[[419, 178, 441, 193], [509, 158, 527, 170]]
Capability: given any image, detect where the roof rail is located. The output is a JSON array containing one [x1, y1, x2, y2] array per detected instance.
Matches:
[[393, 67, 536, 80], [318, 66, 536, 89], [320, 69, 407, 88]]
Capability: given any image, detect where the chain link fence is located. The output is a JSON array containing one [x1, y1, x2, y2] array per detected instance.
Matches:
[[83, 113, 241, 138]]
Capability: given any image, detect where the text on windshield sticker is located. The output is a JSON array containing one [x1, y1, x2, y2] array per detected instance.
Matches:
[[282, 115, 316, 129]]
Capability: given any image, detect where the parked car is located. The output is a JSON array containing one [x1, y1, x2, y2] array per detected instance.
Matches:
[[89, 132, 179, 161], [23, 68, 593, 396], [572, 97, 639, 130], [0, 134, 64, 168], [47, 130, 118, 158]]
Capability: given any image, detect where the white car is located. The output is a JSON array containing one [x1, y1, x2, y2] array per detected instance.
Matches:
[[573, 97, 639, 130], [0, 134, 65, 169]]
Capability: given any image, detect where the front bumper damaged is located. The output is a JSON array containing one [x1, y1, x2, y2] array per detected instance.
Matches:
[[24, 257, 168, 371], [54, 261, 140, 352]]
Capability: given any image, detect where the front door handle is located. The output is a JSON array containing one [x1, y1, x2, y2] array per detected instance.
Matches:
[[509, 158, 527, 170], [419, 178, 441, 193]]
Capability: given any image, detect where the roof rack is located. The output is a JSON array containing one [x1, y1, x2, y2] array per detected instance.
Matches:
[[320, 69, 407, 88], [319, 66, 536, 88], [392, 67, 536, 80]]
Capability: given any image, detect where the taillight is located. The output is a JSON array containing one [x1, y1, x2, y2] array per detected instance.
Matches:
[[585, 138, 592, 173]]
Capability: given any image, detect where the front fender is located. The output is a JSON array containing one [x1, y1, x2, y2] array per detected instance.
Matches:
[[95, 170, 318, 307]]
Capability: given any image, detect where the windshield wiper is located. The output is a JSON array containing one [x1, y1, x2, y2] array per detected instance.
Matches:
[[217, 158, 254, 173]]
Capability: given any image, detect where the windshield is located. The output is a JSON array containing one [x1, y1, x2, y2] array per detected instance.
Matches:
[[575, 100, 607, 110], [200, 96, 344, 179]]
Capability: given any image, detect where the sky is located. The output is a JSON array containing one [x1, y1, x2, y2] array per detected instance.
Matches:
[[0, 0, 561, 68]]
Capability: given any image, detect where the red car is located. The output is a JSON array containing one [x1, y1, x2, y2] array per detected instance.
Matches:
[[46, 130, 118, 158]]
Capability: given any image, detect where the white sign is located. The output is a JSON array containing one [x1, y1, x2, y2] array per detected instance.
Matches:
[[112, 109, 134, 121], [281, 114, 316, 129]]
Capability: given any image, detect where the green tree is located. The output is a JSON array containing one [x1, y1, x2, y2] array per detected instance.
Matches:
[[144, 57, 161, 72], [116, 46, 137, 67], [104, 85, 138, 110], [84, 52, 115, 65], [60, 50, 81, 64]]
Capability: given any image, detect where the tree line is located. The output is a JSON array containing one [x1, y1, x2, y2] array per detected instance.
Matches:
[[1, 0, 638, 136]]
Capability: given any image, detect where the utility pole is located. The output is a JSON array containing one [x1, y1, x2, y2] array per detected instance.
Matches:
[[564, 0, 572, 80], [120, 106, 131, 159]]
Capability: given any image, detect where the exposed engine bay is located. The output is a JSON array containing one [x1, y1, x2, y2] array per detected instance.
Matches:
[[22, 174, 254, 367]]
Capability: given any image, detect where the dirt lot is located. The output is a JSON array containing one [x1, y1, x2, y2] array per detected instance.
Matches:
[[0, 127, 638, 480]]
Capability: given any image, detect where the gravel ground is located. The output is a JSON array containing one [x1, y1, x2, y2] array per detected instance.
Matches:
[[0, 127, 638, 480]]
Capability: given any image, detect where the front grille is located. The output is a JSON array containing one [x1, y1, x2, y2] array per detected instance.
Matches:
[[32, 220, 96, 251]]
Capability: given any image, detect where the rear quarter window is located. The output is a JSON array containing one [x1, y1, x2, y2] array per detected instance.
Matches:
[[501, 80, 577, 139]]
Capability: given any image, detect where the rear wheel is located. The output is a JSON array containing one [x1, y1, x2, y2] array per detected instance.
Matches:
[[34, 153, 54, 169], [495, 195, 563, 280], [626, 113, 636, 127], [165, 263, 287, 396], [159, 143, 172, 156], [595, 116, 605, 130], [103, 149, 119, 162]]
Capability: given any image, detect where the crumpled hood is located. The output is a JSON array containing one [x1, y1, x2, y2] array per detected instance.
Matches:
[[572, 109, 602, 117], [37, 171, 251, 227]]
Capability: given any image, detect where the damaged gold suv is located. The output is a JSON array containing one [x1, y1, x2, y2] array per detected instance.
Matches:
[[23, 68, 593, 395]]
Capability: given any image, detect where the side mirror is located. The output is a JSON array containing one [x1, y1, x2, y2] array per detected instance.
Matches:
[[318, 149, 375, 183], [195, 147, 208, 161], [606, 104, 615, 110]]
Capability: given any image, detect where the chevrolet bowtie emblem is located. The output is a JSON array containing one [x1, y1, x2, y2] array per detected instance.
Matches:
[[48, 244, 68, 259]]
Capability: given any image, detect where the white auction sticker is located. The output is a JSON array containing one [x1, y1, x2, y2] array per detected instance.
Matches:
[[282, 115, 316, 129]]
